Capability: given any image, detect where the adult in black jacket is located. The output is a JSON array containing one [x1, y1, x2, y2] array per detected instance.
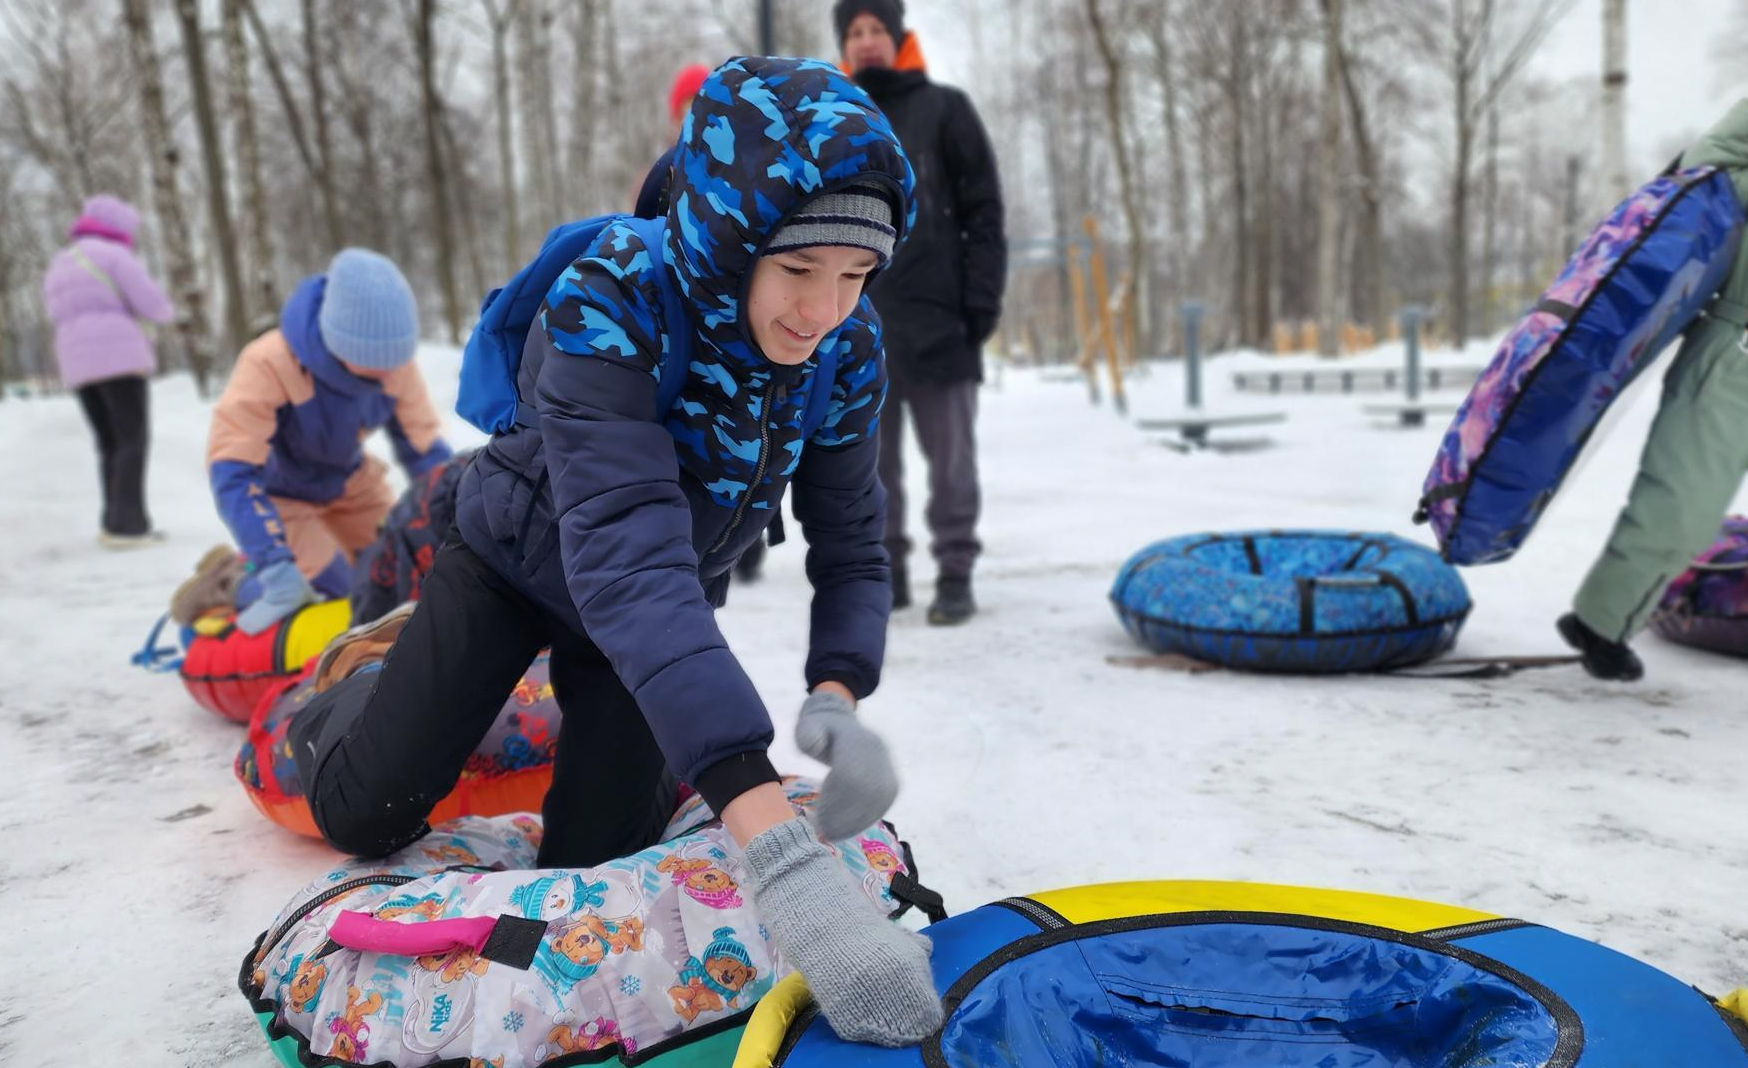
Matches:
[[837, 0, 1007, 624]]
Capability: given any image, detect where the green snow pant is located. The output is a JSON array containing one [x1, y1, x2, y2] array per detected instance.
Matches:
[[1573, 99, 1748, 641]]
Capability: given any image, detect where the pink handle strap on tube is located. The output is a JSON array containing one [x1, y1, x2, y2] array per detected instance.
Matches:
[[328, 911, 498, 957]]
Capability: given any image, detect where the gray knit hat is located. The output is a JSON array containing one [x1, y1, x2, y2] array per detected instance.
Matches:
[[765, 183, 898, 266]]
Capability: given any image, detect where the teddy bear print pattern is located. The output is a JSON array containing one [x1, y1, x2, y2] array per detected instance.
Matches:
[[245, 777, 910, 1066]]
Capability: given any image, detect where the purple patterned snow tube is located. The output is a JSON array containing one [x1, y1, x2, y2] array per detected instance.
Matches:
[[1650, 515, 1748, 657], [1418, 167, 1742, 565]]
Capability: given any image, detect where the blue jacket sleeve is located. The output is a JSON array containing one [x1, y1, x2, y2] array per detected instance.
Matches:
[[210, 459, 295, 568], [535, 233, 774, 791], [792, 302, 891, 698], [388, 416, 453, 478]]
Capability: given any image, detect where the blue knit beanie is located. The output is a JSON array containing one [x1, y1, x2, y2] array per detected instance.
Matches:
[[317, 248, 420, 371]]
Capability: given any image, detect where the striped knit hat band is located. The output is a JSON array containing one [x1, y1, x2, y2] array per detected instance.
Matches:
[[765, 182, 898, 265]]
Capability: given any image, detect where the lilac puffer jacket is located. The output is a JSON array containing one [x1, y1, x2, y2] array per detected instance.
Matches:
[[41, 195, 175, 389]]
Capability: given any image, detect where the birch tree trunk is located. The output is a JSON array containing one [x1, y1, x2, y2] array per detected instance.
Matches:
[[222, 0, 277, 328], [1315, 0, 1345, 356], [417, 0, 463, 343], [567, 0, 599, 219], [175, 0, 249, 358], [1598, 0, 1628, 212], [121, 0, 215, 393]]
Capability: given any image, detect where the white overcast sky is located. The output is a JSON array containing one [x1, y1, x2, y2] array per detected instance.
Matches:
[[902, 0, 1746, 178]]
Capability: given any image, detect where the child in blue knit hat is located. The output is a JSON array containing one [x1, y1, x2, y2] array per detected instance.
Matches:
[[196, 248, 453, 634]]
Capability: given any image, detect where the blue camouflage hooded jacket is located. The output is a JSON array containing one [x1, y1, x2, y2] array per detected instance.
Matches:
[[455, 57, 916, 795]]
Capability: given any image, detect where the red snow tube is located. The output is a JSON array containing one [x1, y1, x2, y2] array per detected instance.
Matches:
[[236, 652, 562, 838], [179, 600, 352, 723]]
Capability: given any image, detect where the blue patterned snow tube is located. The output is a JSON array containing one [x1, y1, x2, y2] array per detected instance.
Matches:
[[1111, 531, 1471, 672]]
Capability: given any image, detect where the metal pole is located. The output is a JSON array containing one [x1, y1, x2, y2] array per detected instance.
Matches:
[[1398, 305, 1426, 421], [1182, 301, 1205, 410], [758, 0, 774, 54]]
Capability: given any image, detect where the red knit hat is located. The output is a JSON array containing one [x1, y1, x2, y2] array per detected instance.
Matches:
[[668, 64, 712, 124]]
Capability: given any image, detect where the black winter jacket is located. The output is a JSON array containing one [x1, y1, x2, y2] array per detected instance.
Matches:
[[854, 65, 1006, 383]]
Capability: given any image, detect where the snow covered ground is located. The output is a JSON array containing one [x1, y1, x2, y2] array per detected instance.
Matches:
[[2, 338, 1744, 1066]]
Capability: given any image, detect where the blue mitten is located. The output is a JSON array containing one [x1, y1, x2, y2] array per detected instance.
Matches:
[[236, 561, 317, 635]]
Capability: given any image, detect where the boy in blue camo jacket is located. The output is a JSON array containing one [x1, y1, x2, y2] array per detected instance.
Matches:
[[290, 57, 940, 1043]]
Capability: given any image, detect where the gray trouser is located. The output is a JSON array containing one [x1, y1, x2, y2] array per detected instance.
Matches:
[[1572, 311, 1748, 641], [877, 372, 981, 579]]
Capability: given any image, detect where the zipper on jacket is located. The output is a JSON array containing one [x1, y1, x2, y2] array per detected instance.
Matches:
[[708, 377, 780, 556]]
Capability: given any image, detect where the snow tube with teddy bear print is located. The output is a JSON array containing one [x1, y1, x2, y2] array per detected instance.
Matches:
[[240, 776, 940, 1067]]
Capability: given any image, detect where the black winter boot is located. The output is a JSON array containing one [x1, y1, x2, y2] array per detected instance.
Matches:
[[1557, 613, 1644, 682], [927, 575, 975, 626], [890, 560, 911, 610]]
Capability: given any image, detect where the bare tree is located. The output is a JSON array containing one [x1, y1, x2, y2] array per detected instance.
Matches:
[[483, 0, 522, 267], [1085, 0, 1143, 357], [1332, 14, 1385, 337], [417, 0, 464, 342], [440, 110, 490, 305], [1142, 4, 1191, 351], [566, 0, 600, 221], [302, 0, 344, 246], [0, 156, 20, 394], [1479, 91, 1501, 331], [1414, 0, 1577, 344], [516, 0, 562, 237], [223, 0, 277, 329], [1315, 0, 1345, 356], [0, 2, 138, 214], [1598, 0, 1628, 212], [1225, 9, 1253, 347], [120, 0, 215, 394], [240, 0, 338, 252], [1249, 11, 1281, 349], [175, 0, 250, 358], [331, 2, 397, 254]]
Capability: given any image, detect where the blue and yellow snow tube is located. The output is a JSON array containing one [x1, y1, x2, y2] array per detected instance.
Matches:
[[742, 881, 1748, 1067], [1111, 530, 1470, 672]]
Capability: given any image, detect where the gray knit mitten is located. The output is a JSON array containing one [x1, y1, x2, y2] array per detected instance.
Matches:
[[794, 690, 899, 842], [743, 818, 942, 1046]]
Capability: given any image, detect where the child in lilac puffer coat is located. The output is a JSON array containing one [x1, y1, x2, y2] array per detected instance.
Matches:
[[41, 194, 175, 547]]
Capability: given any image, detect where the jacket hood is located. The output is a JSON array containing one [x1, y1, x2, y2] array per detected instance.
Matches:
[[663, 55, 916, 369], [68, 194, 140, 245]]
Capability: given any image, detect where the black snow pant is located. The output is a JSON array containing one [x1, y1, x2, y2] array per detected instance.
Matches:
[[75, 374, 151, 536], [290, 539, 678, 868]]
